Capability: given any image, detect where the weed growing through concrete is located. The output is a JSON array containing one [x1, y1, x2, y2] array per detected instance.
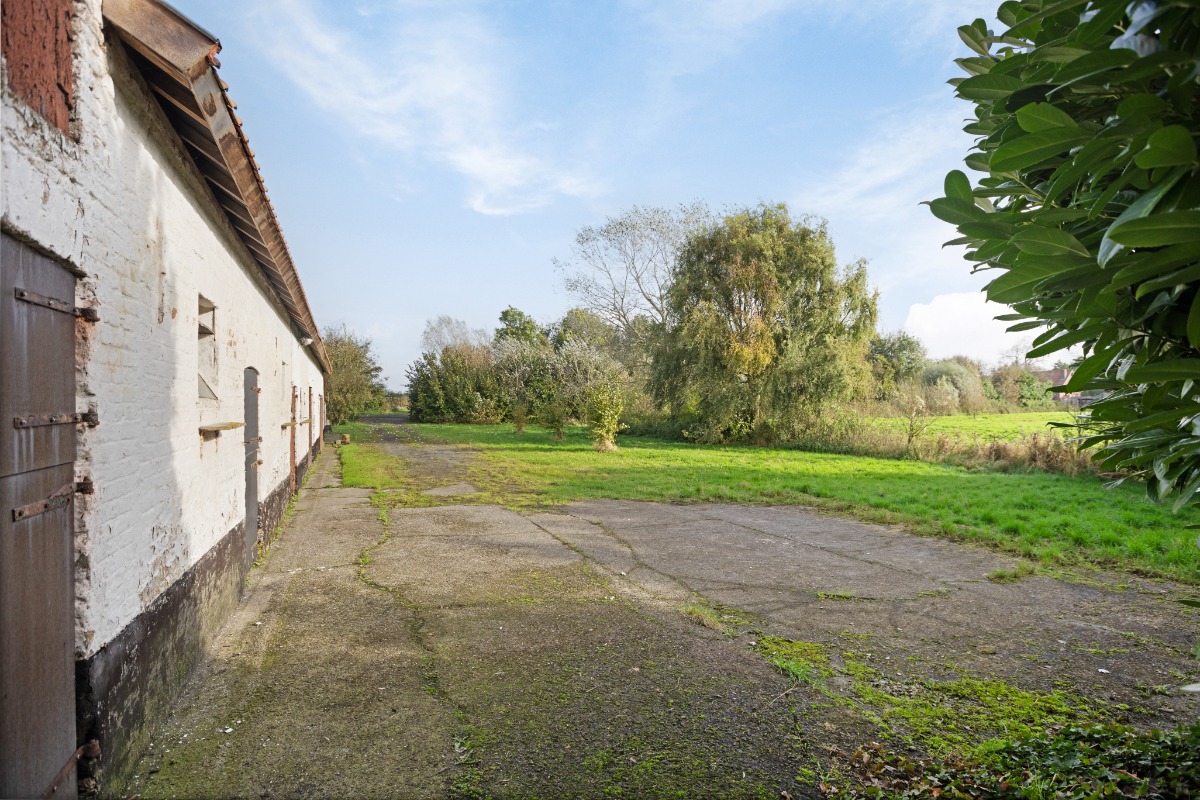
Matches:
[[987, 561, 1037, 583], [816, 591, 867, 601]]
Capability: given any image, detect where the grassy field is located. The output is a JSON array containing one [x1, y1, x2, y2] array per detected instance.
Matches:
[[354, 422, 1200, 586], [871, 411, 1078, 440]]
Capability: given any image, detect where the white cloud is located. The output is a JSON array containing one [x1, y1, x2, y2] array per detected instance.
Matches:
[[789, 95, 983, 335], [250, 0, 598, 215], [904, 292, 1031, 365]]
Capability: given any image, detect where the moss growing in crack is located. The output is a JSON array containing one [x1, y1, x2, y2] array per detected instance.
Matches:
[[816, 591, 868, 601], [854, 670, 1096, 761], [747, 635, 1103, 765], [754, 637, 833, 688]]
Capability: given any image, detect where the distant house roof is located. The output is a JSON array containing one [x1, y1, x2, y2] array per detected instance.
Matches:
[[103, 0, 331, 374]]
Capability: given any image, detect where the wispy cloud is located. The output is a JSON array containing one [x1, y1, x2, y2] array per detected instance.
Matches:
[[791, 97, 977, 290], [629, 0, 798, 77], [630, 0, 997, 78], [249, 0, 598, 215]]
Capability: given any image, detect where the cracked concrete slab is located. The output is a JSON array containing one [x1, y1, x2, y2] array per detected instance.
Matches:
[[124, 424, 1200, 800]]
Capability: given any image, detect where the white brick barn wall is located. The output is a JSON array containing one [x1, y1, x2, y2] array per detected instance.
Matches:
[[2, 0, 324, 696]]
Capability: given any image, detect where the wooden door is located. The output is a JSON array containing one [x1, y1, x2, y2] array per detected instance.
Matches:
[[0, 233, 81, 799]]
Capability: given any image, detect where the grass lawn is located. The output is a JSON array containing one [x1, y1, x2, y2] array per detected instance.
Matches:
[[871, 411, 1078, 440], [389, 422, 1200, 586]]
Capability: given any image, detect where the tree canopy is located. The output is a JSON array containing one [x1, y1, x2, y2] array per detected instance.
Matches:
[[323, 324, 385, 425], [931, 0, 1200, 508], [652, 203, 877, 442]]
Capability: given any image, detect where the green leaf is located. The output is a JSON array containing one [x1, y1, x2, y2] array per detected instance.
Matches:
[[1124, 405, 1200, 434], [1108, 211, 1200, 247], [964, 152, 991, 172], [1059, 339, 1127, 392], [1135, 125, 1198, 169], [1026, 323, 1105, 359], [1108, 243, 1200, 290], [957, 73, 1024, 100], [1117, 93, 1169, 120], [990, 128, 1091, 173], [1011, 226, 1091, 257], [928, 197, 987, 226], [1188, 291, 1200, 349], [1036, 46, 1090, 63], [986, 258, 1077, 303], [1053, 48, 1139, 85], [1135, 264, 1200, 299], [956, 56, 995, 77], [944, 170, 974, 203], [1171, 471, 1200, 513], [958, 221, 1017, 239], [1124, 360, 1200, 382], [1006, 320, 1044, 332], [1005, 0, 1088, 37], [1040, 263, 1113, 292], [1097, 169, 1188, 266], [958, 23, 991, 57], [1016, 102, 1077, 132]]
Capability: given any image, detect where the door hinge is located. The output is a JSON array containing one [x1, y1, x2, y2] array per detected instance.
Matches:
[[11, 479, 93, 522], [13, 411, 99, 429], [14, 287, 99, 321]]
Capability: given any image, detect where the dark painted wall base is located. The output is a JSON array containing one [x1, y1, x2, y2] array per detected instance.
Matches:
[[74, 454, 319, 796]]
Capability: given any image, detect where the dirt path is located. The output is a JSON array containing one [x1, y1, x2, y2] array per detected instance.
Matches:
[[125, 421, 1200, 799]]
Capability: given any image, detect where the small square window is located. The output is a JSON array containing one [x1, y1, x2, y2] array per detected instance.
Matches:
[[198, 296, 217, 399]]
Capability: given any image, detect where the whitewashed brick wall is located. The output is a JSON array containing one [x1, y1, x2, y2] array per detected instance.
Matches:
[[1, 0, 326, 657]]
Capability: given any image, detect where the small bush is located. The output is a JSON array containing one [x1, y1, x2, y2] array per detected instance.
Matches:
[[540, 399, 567, 441], [587, 381, 624, 452]]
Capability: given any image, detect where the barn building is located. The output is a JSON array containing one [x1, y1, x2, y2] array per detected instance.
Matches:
[[2, 0, 329, 795]]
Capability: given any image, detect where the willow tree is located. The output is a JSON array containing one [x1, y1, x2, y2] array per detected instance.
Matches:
[[652, 203, 877, 442]]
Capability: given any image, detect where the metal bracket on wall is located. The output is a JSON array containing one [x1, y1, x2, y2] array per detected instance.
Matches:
[[13, 411, 99, 429], [14, 286, 99, 321], [41, 739, 101, 800], [11, 479, 94, 522]]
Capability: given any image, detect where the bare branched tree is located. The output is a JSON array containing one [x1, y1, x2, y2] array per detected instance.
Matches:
[[420, 315, 490, 354], [554, 202, 712, 335]]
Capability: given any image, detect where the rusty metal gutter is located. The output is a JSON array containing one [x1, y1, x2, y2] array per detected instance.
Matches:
[[102, 0, 331, 374]]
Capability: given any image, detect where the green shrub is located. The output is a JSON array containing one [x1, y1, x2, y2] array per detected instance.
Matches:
[[821, 723, 1200, 799], [931, 1, 1200, 508], [587, 381, 625, 451]]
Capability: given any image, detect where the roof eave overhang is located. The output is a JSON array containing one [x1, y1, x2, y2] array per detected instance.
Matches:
[[102, 0, 331, 374]]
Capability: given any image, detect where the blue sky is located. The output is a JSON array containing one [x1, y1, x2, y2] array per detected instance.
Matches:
[[171, 0, 1018, 390]]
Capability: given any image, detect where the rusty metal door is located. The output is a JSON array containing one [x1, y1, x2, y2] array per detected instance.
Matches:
[[244, 368, 259, 567], [1, 233, 81, 799]]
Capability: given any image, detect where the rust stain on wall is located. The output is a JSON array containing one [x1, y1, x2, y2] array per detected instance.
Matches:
[[1, 0, 74, 134]]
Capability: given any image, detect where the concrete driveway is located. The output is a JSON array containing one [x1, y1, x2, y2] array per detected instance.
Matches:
[[124, 423, 1200, 799]]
